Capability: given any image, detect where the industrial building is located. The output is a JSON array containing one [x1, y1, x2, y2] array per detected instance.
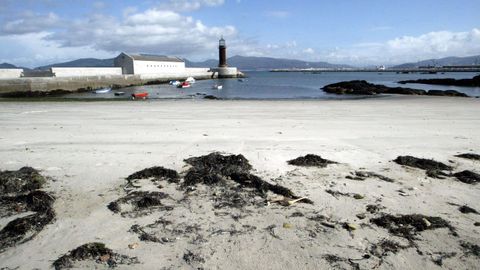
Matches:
[[113, 53, 185, 75]]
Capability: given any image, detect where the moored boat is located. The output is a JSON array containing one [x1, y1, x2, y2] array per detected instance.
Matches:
[[212, 84, 223, 90], [94, 88, 111, 94], [185, 77, 196, 83], [178, 81, 191, 88], [131, 92, 149, 99], [114, 91, 125, 96]]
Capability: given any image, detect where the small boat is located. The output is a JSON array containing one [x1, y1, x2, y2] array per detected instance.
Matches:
[[212, 84, 223, 90], [169, 80, 181, 86], [114, 91, 125, 96], [185, 77, 196, 83], [94, 88, 111, 94], [131, 92, 149, 99], [178, 81, 191, 88]]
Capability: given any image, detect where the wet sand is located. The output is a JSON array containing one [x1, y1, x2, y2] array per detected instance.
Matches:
[[0, 96, 479, 269]]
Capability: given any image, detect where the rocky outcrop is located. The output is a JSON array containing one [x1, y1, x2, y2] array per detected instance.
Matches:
[[398, 75, 480, 87], [322, 80, 468, 97]]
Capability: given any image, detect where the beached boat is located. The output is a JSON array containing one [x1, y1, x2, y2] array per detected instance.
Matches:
[[185, 77, 196, 83], [178, 81, 191, 88], [114, 92, 125, 96], [94, 88, 111, 94], [131, 92, 148, 99]]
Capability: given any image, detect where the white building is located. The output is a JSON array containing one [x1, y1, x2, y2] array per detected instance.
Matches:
[[114, 53, 185, 75]]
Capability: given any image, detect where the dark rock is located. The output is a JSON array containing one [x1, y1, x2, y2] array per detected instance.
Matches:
[[287, 154, 337, 167], [398, 75, 480, 87], [52, 242, 139, 269], [427, 90, 468, 97], [453, 170, 480, 184], [203, 95, 219, 100], [459, 205, 478, 214], [126, 166, 179, 183], [455, 153, 480, 161], [370, 214, 456, 240], [393, 156, 453, 172]]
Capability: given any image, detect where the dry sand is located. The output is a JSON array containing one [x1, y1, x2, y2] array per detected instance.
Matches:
[[0, 96, 479, 269]]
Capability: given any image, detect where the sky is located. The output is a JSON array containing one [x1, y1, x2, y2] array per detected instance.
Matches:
[[0, 0, 479, 68]]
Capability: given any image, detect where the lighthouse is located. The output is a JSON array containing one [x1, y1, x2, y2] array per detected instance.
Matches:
[[218, 37, 227, 67], [212, 37, 242, 78]]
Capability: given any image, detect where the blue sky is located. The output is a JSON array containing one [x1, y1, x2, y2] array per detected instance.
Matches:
[[0, 0, 479, 67]]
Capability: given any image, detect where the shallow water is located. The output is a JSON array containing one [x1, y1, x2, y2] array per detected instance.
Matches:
[[65, 71, 480, 100]]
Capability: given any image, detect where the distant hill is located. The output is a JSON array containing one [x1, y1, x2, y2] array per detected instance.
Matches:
[[392, 55, 480, 69], [186, 55, 351, 70], [36, 58, 115, 70]]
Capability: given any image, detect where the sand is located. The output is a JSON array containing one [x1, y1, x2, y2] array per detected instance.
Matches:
[[0, 96, 479, 269]]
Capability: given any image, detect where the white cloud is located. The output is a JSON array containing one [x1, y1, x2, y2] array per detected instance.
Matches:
[[303, 48, 315, 54], [0, 12, 59, 35], [319, 28, 480, 65], [161, 0, 225, 12], [47, 9, 236, 58]]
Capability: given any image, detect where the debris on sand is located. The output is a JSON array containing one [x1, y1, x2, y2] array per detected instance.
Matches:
[[393, 156, 452, 178], [0, 167, 46, 194], [287, 154, 337, 167], [107, 191, 172, 217], [52, 242, 139, 269], [459, 205, 478, 214], [366, 204, 384, 214], [0, 168, 55, 252], [369, 239, 409, 258], [431, 252, 457, 266], [370, 214, 457, 240], [126, 166, 179, 183], [453, 170, 480, 184], [325, 189, 364, 200], [346, 171, 394, 182], [183, 250, 205, 265], [460, 242, 480, 258], [323, 254, 361, 270], [455, 153, 480, 161]]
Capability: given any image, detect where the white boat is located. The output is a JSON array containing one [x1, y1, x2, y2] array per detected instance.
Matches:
[[212, 84, 223, 90], [185, 77, 196, 83], [94, 88, 111, 94], [169, 80, 181, 86]]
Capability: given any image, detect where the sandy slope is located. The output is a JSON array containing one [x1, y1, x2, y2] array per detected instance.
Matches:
[[0, 96, 479, 269]]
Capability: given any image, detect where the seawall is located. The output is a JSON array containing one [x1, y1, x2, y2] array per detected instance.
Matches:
[[0, 69, 214, 94]]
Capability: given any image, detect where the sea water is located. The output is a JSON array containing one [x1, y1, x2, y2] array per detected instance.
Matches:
[[65, 71, 480, 99]]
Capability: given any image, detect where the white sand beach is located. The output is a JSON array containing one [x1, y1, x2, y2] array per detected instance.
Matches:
[[0, 96, 479, 269]]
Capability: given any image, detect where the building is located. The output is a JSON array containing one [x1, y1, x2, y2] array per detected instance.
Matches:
[[114, 53, 185, 75]]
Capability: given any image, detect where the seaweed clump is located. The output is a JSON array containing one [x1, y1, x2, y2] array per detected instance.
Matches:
[[107, 191, 171, 217], [183, 153, 312, 205], [370, 214, 456, 240], [393, 156, 452, 178], [52, 242, 139, 269], [346, 171, 394, 182], [287, 154, 337, 167], [460, 242, 480, 258], [459, 205, 478, 214], [0, 167, 55, 252], [455, 153, 480, 161], [126, 166, 179, 183], [453, 170, 480, 184]]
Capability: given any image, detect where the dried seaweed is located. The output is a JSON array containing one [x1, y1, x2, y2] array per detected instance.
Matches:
[[52, 242, 139, 269], [287, 154, 337, 167], [126, 166, 179, 183], [370, 214, 457, 240], [393, 156, 452, 172], [453, 170, 480, 184], [0, 167, 46, 194], [455, 153, 480, 161], [459, 205, 478, 214], [107, 191, 171, 217], [347, 171, 394, 182]]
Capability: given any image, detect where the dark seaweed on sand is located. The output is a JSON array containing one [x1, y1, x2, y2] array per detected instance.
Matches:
[[287, 154, 337, 167], [459, 205, 478, 214], [455, 153, 480, 161], [370, 214, 457, 240], [183, 153, 313, 204], [107, 191, 171, 217], [453, 170, 480, 184], [460, 242, 480, 258], [0, 167, 55, 252], [53, 242, 139, 269], [393, 156, 452, 171], [126, 166, 179, 183]]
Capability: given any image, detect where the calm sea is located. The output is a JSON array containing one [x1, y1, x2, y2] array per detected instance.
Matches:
[[66, 71, 480, 100]]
